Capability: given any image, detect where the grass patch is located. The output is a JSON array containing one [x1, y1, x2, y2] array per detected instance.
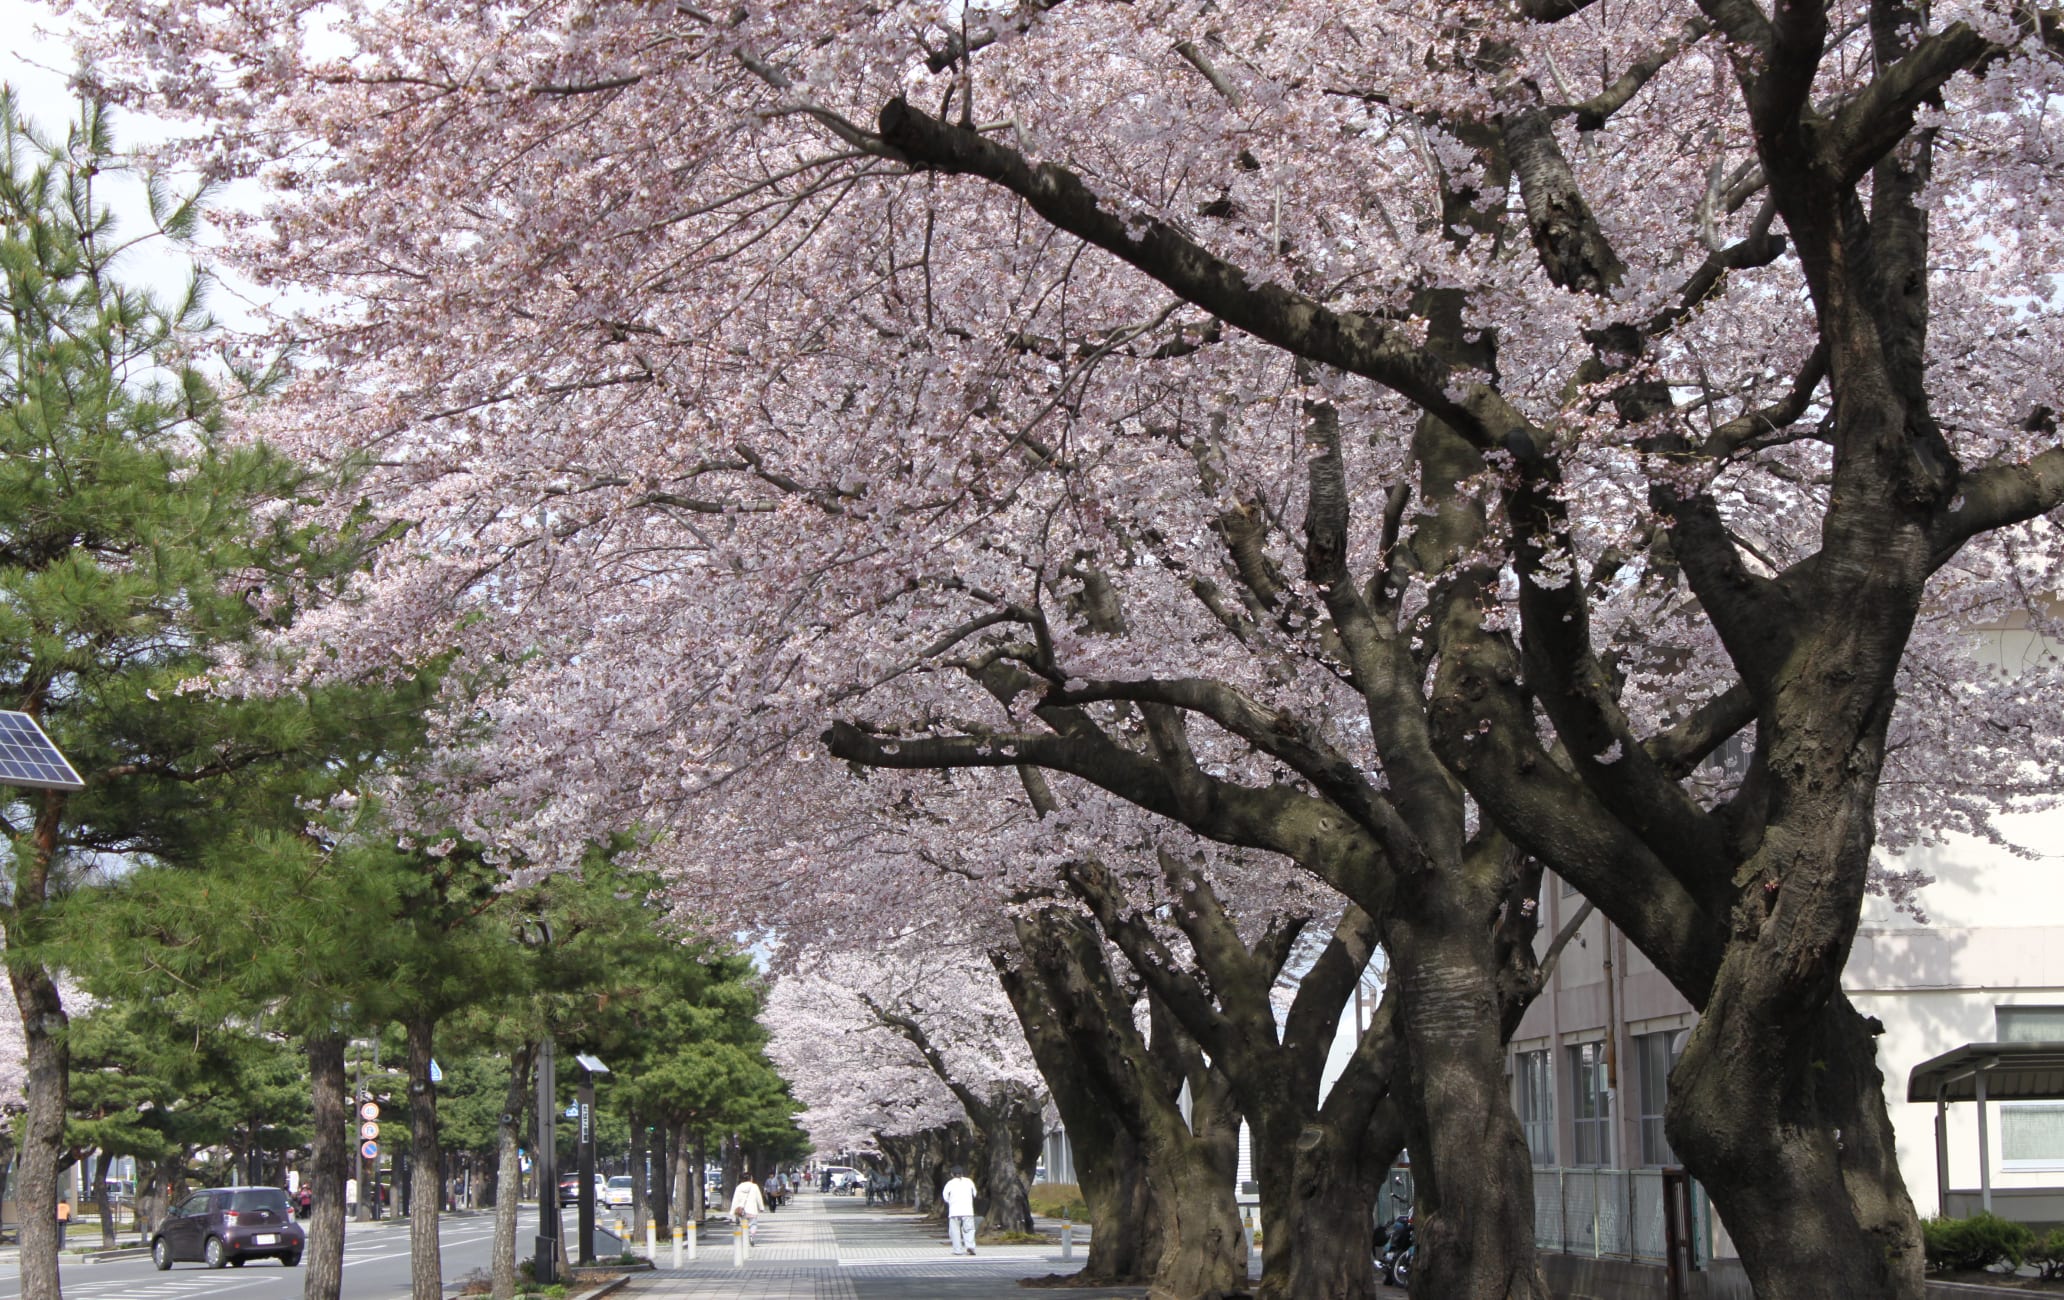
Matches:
[[980, 1229, 1052, 1246], [1028, 1183, 1088, 1222]]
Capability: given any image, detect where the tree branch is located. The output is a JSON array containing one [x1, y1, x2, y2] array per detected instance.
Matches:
[[874, 98, 1531, 450]]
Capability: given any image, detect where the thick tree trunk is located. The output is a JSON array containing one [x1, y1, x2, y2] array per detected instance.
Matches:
[[10, 960, 68, 1300], [1246, 1102, 1385, 1300], [1137, 1125, 1242, 1300], [404, 1017, 441, 1300], [1387, 914, 1553, 1300], [978, 1082, 1040, 1235], [490, 1043, 533, 1300], [997, 914, 1245, 1296], [304, 1032, 349, 1300], [1672, 983, 1922, 1299]]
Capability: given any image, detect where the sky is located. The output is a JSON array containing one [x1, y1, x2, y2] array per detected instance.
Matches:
[[3, 0, 270, 326]]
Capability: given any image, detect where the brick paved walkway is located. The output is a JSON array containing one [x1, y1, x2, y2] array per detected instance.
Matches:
[[618, 1190, 1152, 1300]]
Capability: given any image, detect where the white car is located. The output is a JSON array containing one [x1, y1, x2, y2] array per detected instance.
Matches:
[[605, 1176, 634, 1208]]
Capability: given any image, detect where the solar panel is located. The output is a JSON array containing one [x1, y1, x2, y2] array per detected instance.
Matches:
[[0, 712, 84, 791]]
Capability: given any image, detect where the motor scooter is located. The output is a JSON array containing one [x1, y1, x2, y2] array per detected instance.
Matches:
[[1376, 1212, 1414, 1288]]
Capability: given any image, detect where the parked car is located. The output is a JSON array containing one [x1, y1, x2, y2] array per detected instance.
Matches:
[[151, 1187, 304, 1270], [605, 1176, 634, 1208]]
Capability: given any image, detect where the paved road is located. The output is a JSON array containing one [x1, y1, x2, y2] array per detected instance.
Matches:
[[0, 1212, 510, 1300]]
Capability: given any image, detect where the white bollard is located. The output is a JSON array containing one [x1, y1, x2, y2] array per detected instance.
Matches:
[[671, 1225, 683, 1269], [732, 1224, 744, 1267], [1061, 1219, 1073, 1260], [646, 1219, 656, 1261], [688, 1220, 698, 1261]]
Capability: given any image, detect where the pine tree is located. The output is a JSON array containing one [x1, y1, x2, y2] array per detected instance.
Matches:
[[0, 87, 364, 1300]]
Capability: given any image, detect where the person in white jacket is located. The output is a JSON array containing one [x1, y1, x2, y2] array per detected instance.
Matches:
[[730, 1172, 767, 1243], [942, 1167, 978, 1256]]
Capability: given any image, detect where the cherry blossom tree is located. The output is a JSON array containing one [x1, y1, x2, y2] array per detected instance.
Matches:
[[69, 0, 2064, 1297], [766, 940, 1049, 1230]]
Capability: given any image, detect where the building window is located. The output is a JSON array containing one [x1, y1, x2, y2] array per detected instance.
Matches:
[[2003, 1105, 2064, 1169], [1569, 1042, 1612, 1166], [1997, 1007, 2064, 1043], [1515, 1050, 1555, 1165], [1634, 1031, 1682, 1166]]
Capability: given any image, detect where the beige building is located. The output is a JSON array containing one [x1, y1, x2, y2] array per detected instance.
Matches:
[[1509, 808, 2064, 1259]]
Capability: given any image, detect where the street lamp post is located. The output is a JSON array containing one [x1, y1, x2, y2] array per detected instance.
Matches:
[[516, 918, 562, 1286], [534, 1038, 560, 1283], [574, 1055, 609, 1264]]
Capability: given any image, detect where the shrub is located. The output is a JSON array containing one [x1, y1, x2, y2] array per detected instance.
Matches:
[[2029, 1227, 2064, 1281], [454, 1266, 493, 1295], [1922, 1213, 2036, 1273]]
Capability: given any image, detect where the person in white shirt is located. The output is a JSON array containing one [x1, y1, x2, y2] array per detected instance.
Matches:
[[730, 1171, 767, 1243], [941, 1167, 978, 1256]]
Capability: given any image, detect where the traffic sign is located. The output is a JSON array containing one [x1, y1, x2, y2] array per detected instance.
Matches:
[[359, 1101, 380, 1122], [360, 1140, 380, 1160], [359, 1121, 380, 1140]]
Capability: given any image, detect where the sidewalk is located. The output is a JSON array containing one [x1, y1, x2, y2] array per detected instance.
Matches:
[[620, 1190, 1149, 1300]]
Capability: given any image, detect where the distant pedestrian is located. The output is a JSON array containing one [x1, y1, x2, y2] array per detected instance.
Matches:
[[942, 1167, 977, 1256], [729, 1170, 765, 1244], [55, 1197, 70, 1247]]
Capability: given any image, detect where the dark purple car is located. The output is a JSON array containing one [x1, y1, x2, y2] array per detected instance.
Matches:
[[151, 1186, 305, 1269]]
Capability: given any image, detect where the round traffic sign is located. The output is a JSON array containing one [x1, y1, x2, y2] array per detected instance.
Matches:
[[361, 1140, 380, 1160], [359, 1101, 380, 1122], [359, 1121, 381, 1140]]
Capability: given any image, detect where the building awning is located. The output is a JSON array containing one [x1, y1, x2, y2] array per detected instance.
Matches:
[[1907, 1042, 2064, 1103]]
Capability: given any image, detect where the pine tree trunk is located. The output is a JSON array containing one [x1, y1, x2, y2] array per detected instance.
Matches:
[[627, 1107, 645, 1234], [92, 1151, 113, 1247], [490, 1043, 533, 1300], [680, 1128, 700, 1223], [10, 959, 68, 1300], [647, 1119, 669, 1230], [405, 1017, 441, 1300], [304, 1032, 349, 1300]]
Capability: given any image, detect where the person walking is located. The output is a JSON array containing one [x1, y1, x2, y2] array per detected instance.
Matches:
[[729, 1170, 766, 1244], [942, 1167, 977, 1257], [55, 1196, 70, 1248]]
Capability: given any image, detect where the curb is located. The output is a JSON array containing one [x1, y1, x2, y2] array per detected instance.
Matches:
[[572, 1275, 632, 1300], [81, 1246, 152, 1262]]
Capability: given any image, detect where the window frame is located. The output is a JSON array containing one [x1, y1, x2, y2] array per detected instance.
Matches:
[[2001, 1101, 2064, 1172], [1568, 1041, 1613, 1168], [1996, 1006, 2064, 1043], [1514, 1048, 1556, 1166], [1633, 1030, 1682, 1167]]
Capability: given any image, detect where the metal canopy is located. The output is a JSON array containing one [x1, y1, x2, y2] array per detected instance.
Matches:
[[1907, 1042, 2064, 1103]]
